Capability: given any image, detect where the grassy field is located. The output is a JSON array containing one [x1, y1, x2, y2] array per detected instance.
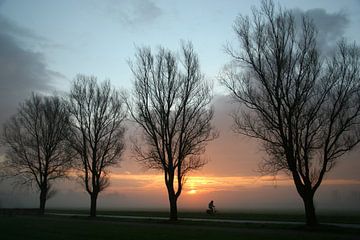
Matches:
[[0, 212, 359, 240]]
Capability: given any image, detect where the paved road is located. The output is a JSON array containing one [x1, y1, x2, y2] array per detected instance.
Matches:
[[47, 212, 360, 229]]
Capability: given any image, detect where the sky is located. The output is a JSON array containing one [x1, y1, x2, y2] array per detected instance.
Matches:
[[0, 0, 360, 211]]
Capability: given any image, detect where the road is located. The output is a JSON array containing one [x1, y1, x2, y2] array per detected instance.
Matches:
[[47, 212, 360, 229]]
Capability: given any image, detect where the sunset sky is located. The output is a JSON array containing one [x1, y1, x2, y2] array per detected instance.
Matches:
[[0, 0, 360, 211]]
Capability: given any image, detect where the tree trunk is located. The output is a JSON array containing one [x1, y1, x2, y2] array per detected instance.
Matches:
[[291, 171, 318, 227], [90, 192, 98, 217], [39, 188, 47, 215], [168, 193, 178, 221], [302, 192, 318, 227]]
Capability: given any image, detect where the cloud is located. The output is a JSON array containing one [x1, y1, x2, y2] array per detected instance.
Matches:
[[101, 0, 162, 27], [0, 13, 61, 124], [293, 8, 349, 53], [0, 15, 46, 43]]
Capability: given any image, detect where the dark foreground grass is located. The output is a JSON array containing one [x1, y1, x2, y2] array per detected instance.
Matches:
[[0, 215, 359, 240]]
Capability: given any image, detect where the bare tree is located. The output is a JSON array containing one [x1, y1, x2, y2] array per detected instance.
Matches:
[[127, 42, 217, 221], [67, 75, 126, 217], [222, 0, 360, 227], [2, 94, 73, 214]]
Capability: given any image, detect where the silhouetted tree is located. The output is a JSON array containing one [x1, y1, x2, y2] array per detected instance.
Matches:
[[67, 75, 126, 217], [2, 94, 73, 214], [128, 42, 217, 221], [222, 0, 360, 227]]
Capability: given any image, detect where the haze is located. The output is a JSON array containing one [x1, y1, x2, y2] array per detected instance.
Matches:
[[0, 0, 359, 211]]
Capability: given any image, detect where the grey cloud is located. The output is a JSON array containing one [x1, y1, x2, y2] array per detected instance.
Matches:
[[0, 15, 46, 43], [293, 8, 349, 53], [305, 9, 348, 41], [103, 0, 162, 26], [0, 14, 59, 124]]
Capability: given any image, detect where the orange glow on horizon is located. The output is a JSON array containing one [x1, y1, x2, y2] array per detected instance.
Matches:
[[104, 172, 360, 196]]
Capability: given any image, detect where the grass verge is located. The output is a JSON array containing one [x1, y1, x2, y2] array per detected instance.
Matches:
[[0, 214, 359, 240]]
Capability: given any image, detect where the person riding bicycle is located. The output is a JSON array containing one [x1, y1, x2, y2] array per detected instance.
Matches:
[[208, 200, 215, 214]]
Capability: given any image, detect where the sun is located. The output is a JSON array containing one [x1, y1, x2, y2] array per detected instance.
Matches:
[[185, 176, 211, 195], [187, 189, 198, 195]]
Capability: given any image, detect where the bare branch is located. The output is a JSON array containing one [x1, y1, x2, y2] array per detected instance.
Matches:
[[222, 0, 360, 227], [127, 42, 217, 220], [66, 75, 127, 217], [2, 93, 73, 214]]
